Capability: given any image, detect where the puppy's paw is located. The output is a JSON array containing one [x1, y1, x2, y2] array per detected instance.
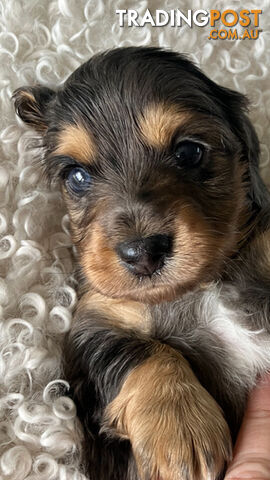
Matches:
[[105, 345, 232, 480], [131, 390, 231, 480]]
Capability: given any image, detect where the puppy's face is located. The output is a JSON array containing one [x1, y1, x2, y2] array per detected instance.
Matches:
[[13, 47, 259, 303]]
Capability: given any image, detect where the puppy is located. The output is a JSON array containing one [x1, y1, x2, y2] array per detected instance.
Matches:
[[13, 47, 270, 480]]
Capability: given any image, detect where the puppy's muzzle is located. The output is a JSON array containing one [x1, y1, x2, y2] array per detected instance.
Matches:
[[116, 234, 172, 276]]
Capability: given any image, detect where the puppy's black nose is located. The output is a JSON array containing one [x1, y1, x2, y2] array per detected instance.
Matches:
[[117, 235, 172, 276]]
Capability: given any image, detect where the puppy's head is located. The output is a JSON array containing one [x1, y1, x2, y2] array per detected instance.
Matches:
[[13, 47, 268, 303]]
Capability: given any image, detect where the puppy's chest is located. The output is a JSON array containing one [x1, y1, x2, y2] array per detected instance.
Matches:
[[164, 285, 270, 385]]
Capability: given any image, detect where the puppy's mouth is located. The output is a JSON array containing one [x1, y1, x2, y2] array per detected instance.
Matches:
[[126, 265, 165, 286]]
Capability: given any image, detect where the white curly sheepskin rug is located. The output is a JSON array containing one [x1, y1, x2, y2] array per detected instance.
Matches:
[[0, 1, 269, 479]]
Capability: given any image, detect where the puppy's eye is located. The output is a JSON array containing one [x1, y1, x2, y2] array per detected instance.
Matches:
[[65, 167, 92, 195], [174, 141, 204, 167]]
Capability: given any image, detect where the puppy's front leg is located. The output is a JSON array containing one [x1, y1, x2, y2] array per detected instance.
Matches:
[[65, 313, 231, 480], [105, 343, 232, 480]]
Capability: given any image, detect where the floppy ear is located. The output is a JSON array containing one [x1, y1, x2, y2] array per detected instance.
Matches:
[[12, 85, 55, 133], [232, 105, 270, 210], [178, 57, 270, 211], [224, 98, 270, 210], [208, 80, 270, 210]]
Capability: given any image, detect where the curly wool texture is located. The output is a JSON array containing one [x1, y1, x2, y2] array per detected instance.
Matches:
[[0, 0, 270, 478]]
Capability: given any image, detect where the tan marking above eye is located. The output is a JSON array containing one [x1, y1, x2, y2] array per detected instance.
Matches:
[[54, 123, 96, 164], [138, 103, 191, 149]]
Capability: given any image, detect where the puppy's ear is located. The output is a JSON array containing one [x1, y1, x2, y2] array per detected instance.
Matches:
[[183, 58, 269, 210], [12, 86, 55, 133], [231, 100, 270, 210], [211, 82, 270, 209], [237, 112, 270, 209]]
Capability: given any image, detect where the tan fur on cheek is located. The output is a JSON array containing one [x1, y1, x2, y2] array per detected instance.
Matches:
[[80, 222, 136, 297], [169, 203, 224, 286], [105, 343, 231, 480], [169, 161, 247, 287]]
